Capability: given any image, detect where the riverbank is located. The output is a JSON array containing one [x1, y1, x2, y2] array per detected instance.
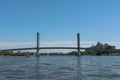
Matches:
[[0, 51, 120, 56], [0, 53, 120, 56]]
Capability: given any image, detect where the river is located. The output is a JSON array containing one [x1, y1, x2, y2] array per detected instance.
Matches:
[[0, 56, 120, 80]]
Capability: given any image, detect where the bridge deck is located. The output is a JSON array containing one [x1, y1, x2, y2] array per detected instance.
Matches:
[[0, 47, 118, 52]]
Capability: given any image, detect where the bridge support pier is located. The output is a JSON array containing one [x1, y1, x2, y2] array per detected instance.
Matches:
[[36, 32, 40, 56], [77, 33, 80, 56], [108, 50, 110, 56]]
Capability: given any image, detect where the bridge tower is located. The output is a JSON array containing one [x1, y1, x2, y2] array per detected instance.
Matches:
[[36, 32, 40, 56], [77, 33, 80, 56]]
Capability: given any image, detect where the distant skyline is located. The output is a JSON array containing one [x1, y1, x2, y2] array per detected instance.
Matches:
[[0, 0, 120, 50]]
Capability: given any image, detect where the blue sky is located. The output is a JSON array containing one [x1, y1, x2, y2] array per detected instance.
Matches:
[[0, 0, 120, 49]]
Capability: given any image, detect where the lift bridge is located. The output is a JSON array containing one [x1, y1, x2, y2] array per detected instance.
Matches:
[[0, 32, 119, 56]]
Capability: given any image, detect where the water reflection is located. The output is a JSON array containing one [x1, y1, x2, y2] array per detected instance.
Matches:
[[35, 57, 40, 80], [76, 56, 87, 80], [34, 56, 87, 80]]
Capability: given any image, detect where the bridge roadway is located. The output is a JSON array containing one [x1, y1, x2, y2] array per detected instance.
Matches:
[[0, 47, 119, 52], [1, 47, 82, 51]]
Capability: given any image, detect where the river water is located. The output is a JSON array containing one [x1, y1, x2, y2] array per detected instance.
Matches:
[[0, 56, 120, 80]]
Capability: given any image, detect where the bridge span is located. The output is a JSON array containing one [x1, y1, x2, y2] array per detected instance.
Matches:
[[1, 47, 92, 51]]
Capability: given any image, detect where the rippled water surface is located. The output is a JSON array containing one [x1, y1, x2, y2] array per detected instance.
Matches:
[[0, 56, 120, 80]]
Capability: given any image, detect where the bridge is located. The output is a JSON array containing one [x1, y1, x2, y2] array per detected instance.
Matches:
[[0, 32, 119, 56]]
